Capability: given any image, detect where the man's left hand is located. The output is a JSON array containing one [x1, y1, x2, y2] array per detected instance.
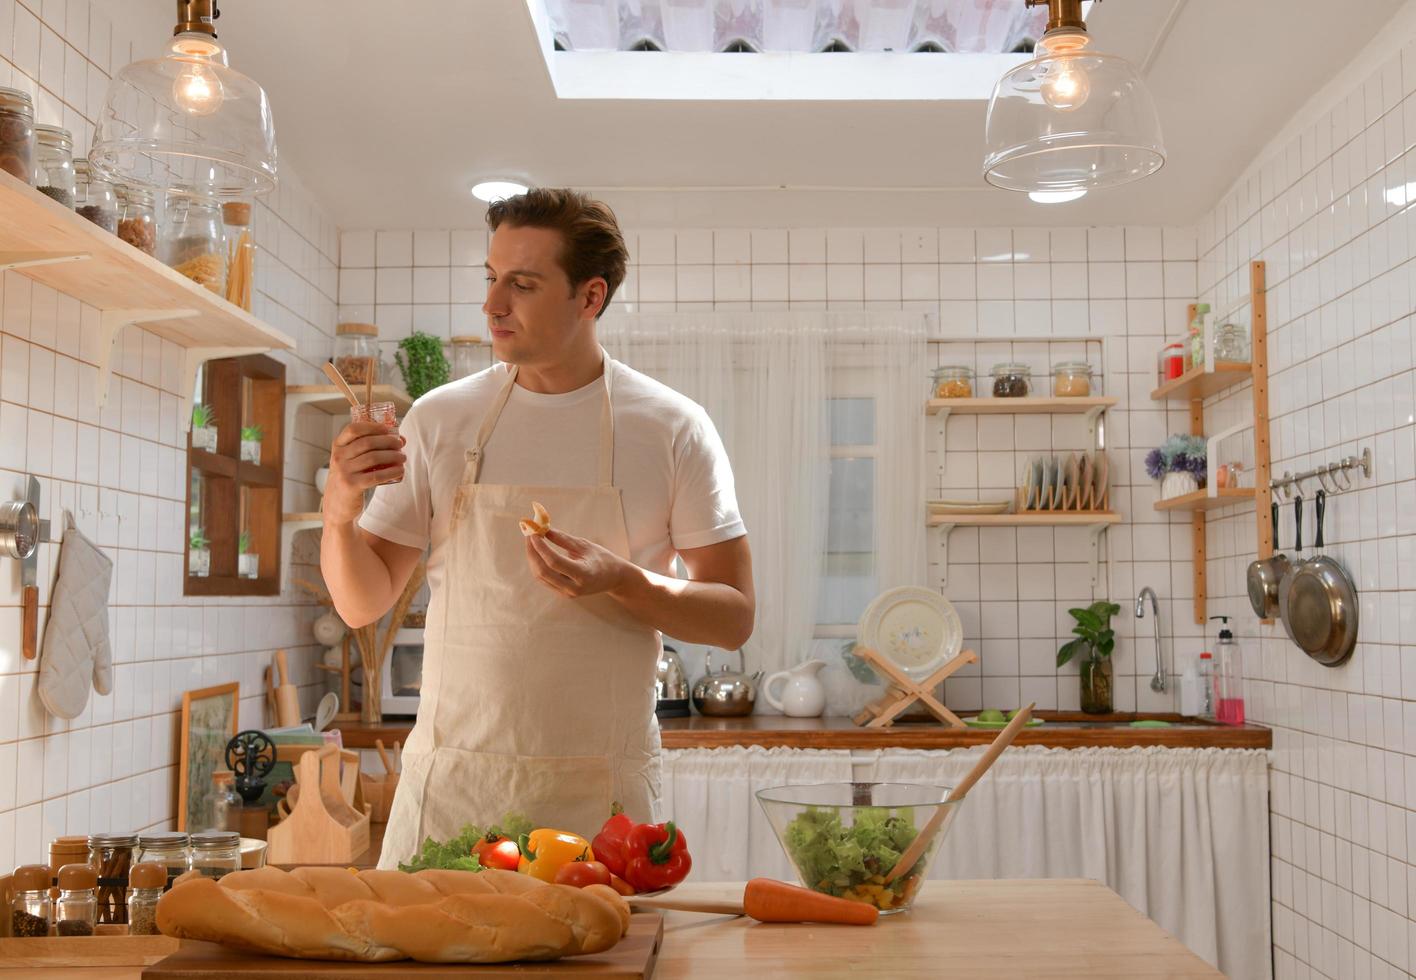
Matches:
[[525, 528, 634, 598]]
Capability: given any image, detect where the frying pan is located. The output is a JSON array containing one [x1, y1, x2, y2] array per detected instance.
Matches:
[[1279, 490, 1359, 666], [1247, 499, 1289, 618]]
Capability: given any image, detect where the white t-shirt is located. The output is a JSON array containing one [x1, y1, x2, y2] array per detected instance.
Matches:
[[358, 357, 746, 596]]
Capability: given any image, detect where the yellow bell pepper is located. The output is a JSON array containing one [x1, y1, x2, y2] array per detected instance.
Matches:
[[517, 829, 595, 882]]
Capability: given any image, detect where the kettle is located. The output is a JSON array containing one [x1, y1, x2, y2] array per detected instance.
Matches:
[[655, 644, 690, 719], [763, 658, 827, 717], [691, 648, 763, 717]]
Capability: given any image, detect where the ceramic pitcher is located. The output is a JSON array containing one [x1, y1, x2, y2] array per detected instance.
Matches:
[[763, 659, 827, 717]]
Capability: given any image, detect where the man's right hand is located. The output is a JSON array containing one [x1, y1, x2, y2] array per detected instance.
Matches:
[[323, 422, 406, 524]]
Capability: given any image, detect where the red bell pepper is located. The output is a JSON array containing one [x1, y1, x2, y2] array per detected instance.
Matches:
[[591, 803, 635, 878], [622, 821, 692, 892]]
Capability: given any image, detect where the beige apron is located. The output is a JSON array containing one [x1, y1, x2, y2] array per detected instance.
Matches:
[[379, 359, 664, 869]]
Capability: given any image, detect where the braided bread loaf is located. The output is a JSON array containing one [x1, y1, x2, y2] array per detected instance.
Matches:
[[155, 866, 631, 963]]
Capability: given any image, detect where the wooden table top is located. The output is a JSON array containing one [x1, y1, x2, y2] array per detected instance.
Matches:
[[11, 879, 1221, 979], [338, 712, 1271, 751]]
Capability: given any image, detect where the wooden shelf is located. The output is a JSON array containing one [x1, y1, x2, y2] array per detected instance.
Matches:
[[0, 171, 293, 427], [1149, 363, 1251, 401], [287, 385, 414, 415], [925, 396, 1116, 416], [1153, 488, 1254, 512], [926, 512, 1121, 528], [284, 512, 322, 524]]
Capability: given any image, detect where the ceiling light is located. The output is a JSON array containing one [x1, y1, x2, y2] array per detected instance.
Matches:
[[472, 180, 530, 203], [983, 0, 1164, 194], [90, 0, 277, 197], [1029, 188, 1087, 204]]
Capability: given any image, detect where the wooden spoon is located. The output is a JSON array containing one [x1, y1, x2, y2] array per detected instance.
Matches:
[[374, 738, 394, 775], [882, 702, 1035, 884], [321, 361, 362, 407]]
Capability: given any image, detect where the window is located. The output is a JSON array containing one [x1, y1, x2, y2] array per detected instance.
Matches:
[[816, 395, 876, 635]]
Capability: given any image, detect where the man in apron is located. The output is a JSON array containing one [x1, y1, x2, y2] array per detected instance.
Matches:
[[320, 189, 755, 868]]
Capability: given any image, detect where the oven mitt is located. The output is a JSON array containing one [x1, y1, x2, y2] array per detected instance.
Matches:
[[37, 513, 113, 720]]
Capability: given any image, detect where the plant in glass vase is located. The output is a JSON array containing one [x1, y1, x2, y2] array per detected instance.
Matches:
[[238, 530, 259, 579], [191, 404, 218, 452], [1057, 600, 1122, 714], [239, 424, 263, 464], [1145, 434, 1207, 500], [395, 331, 450, 399], [189, 527, 211, 577]]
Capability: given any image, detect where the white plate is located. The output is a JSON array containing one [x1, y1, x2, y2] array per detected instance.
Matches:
[[858, 587, 963, 680], [928, 500, 1011, 515]]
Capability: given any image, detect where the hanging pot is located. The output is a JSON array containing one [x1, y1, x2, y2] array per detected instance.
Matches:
[[1279, 490, 1359, 666], [1246, 499, 1289, 618]]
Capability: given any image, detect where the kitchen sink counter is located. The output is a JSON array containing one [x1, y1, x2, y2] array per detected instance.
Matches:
[[339, 712, 1270, 752]]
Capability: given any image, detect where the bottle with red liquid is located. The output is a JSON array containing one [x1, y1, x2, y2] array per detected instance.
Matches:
[[1211, 615, 1244, 726]]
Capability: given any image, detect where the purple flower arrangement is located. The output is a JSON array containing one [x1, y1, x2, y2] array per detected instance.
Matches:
[[1145, 435, 1208, 483]]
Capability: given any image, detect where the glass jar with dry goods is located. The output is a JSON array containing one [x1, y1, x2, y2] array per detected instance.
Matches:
[[87, 831, 137, 924], [1052, 361, 1094, 397], [450, 335, 483, 381], [162, 193, 226, 294], [136, 831, 190, 889], [930, 365, 974, 399], [990, 362, 1031, 398], [1214, 320, 1250, 363], [190, 830, 240, 879], [33, 124, 74, 208], [334, 322, 379, 386], [9, 864, 53, 936], [0, 86, 36, 184], [73, 160, 118, 234], [125, 862, 166, 936], [223, 201, 255, 310], [55, 863, 98, 936], [116, 185, 157, 255]]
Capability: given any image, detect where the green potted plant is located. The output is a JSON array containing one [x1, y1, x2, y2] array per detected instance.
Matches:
[[395, 331, 450, 400], [189, 527, 211, 578], [238, 530, 258, 579], [191, 404, 218, 452], [1057, 600, 1121, 714], [240, 424, 263, 464]]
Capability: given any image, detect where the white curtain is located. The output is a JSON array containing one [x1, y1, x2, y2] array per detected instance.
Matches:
[[601, 312, 927, 679], [663, 746, 1271, 980]]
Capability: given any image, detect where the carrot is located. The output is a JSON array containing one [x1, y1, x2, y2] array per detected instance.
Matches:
[[743, 877, 879, 926], [608, 874, 636, 897]]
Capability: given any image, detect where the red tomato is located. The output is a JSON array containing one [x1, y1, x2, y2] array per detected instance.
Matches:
[[554, 861, 613, 889], [472, 835, 522, 871]]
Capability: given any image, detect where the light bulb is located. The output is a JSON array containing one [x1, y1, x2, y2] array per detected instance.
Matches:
[[1040, 58, 1090, 111], [173, 61, 224, 116]]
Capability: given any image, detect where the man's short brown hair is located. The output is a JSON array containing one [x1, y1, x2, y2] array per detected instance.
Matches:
[[485, 189, 628, 320]]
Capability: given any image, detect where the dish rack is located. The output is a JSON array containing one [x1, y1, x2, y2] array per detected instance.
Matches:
[[1015, 450, 1110, 513]]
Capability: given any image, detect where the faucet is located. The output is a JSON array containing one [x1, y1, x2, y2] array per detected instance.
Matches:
[[1135, 587, 1164, 692]]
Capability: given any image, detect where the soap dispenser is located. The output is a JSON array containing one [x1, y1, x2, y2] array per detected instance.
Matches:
[[1210, 615, 1244, 726]]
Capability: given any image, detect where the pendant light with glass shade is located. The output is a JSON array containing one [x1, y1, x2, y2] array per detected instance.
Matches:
[[983, 0, 1163, 194], [90, 0, 277, 198]]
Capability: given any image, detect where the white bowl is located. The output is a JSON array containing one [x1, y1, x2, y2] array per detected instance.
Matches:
[[240, 837, 268, 870]]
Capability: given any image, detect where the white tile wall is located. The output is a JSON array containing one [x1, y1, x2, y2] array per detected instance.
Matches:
[[1198, 27, 1416, 980], [0, 0, 338, 870]]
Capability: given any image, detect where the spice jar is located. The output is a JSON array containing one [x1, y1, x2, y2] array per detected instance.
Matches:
[[136, 832, 190, 890], [73, 160, 118, 234], [125, 863, 166, 936], [10, 864, 53, 937], [930, 365, 974, 399], [0, 86, 36, 184], [1052, 361, 1094, 397], [1214, 320, 1250, 363], [990, 362, 1030, 398], [116, 185, 157, 255], [49, 835, 90, 879], [33, 124, 74, 208], [87, 832, 137, 925], [1186, 302, 1211, 371], [55, 864, 98, 936], [1158, 343, 1185, 384], [450, 335, 483, 381], [162, 193, 226, 294], [334, 323, 379, 386], [190, 831, 240, 879]]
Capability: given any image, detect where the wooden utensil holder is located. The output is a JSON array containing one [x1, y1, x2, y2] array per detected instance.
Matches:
[[266, 744, 370, 865], [850, 646, 978, 728]]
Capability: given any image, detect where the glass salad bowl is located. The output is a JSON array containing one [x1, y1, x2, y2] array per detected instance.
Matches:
[[755, 782, 958, 915]]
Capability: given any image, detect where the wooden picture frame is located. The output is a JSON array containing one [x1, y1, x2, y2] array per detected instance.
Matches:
[[177, 682, 240, 832]]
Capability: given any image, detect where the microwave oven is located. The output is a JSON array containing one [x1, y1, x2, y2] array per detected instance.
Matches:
[[380, 627, 424, 716]]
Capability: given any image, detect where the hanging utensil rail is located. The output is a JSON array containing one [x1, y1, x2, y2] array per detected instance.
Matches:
[[1270, 447, 1371, 499]]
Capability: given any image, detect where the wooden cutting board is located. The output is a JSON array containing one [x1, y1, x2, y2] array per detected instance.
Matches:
[[141, 913, 663, 979]]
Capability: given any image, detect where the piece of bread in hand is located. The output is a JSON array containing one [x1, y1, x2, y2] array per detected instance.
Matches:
[[519, 501, 552, 538], [154, 866, 629, 963]]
